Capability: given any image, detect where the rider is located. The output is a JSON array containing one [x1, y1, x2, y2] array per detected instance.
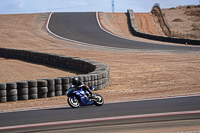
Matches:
[[71, 77, 95, 98]]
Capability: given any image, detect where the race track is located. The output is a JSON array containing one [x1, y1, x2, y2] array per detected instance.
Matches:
[[0, 12, 200, 132], [48, 12, 200, 52], [0, 95, 200, 132]]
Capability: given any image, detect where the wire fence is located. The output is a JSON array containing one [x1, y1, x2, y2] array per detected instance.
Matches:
[[170, 28, 200, 40]]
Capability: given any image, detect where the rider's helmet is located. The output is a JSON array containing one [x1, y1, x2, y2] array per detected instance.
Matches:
[[72, 77, 83, 86], [72, 77, 79, 85]]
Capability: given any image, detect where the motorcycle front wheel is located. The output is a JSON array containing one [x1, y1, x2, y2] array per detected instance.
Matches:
[[67, 96, 80, 108], [93, 93, 104, 106]]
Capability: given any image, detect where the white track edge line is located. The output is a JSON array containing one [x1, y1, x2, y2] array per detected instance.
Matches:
[[46, 12, 140, 51], [46, 12, 93, 46], [96, 12, 138, 41], [46, 12, 128, 44], [0, 110, 200, 130]]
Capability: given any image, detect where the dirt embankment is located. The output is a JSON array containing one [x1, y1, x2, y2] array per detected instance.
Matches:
[[0, 13, 200, 111], [151, 6, 171, 36], [134, 13, 165, 36], [162, 5, 200, 39], [98, 12, 173, 45]]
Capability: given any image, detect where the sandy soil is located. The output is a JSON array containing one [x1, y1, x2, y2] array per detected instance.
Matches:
[[98, 12, 179, 45], [134, 13, 165, 36], [0, 58, 76, 83], [0, 12, 200, 111], [162, 5, 200, 39]]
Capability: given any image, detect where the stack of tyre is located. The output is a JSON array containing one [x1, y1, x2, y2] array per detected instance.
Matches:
[[0, 48, 110, 103], [6, 82, 18, 102], [28, 80, 38, 99], [0, 83, 6, 103], [17, 81, 29, 101], [37, 80, 48, 98], [55, 78, 62, 96]]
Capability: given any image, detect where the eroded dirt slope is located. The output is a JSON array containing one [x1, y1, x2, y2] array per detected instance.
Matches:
[[98, 12, 175, 45], [162, 5, 200, 39], [134, 13, 165, 36]]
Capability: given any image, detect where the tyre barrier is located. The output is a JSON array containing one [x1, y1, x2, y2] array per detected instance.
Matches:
[[0, 83, 6, 103], [28, 80, 38, 99], [17, 81, 28, 101], [37, 80, 48, 98], [60, 77, 70, 95], [6, 82, 17, 102], [127, 6, 200, 45], [0, 47, 110, 103], [54, 78, 62, 96], [45, 79, 55, 97]]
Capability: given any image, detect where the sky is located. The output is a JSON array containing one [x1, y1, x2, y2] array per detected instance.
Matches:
[[0, 0, 199, 14]]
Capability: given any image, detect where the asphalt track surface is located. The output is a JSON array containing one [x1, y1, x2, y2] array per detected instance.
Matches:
[[0, 95, 200, 132], [48, 12, 200, 52]]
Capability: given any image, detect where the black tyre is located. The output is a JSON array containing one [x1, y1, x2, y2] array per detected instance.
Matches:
[[0, 83, 6, 90], [55, 91, 62, 96], [6, 82, 17, 89], [17, 81, 28, 88], [48, 86, 55, 92], [67, 96, 80, 108], [37, 80, 47, 87], [28, 80, 37, 87], [62, 84, 70, 95], [7, 95, 17, 102], [0, 90, 6, 97], [55, 85, 62, 91], [7, 89, 17, 96], [45, 79, 55, 86], [18, 95, 28, 100], [17, 88, 28, 95], [47, 91, 55, 97], [61, 77, 69, 84], [38, 93, 47, 98], [29, 94, 38, 99], [55, 78, 62, 84], [28, 87, 37, 94], [93, 93, 104, 106], [38, 87, 48, 98], [0, 97, 7, 103], [38, 87, 48, 93]]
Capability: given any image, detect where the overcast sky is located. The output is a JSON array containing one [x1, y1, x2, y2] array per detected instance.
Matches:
[[0, 0, 199, 14]]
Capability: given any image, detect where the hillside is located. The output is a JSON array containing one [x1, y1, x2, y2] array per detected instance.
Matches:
[[162, 5, 200, 39]]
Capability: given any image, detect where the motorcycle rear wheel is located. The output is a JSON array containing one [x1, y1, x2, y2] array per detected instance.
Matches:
[[67, 97, 80, 108], [93, 93, 104, 106]]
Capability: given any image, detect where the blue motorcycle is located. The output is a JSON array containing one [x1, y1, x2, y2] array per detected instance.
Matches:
[[67, 85, 104, 108]]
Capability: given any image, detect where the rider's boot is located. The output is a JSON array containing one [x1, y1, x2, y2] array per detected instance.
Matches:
[[89, 93, 97, 99]]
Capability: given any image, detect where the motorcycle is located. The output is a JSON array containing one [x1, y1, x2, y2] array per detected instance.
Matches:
[[67, 85, 104, 108]]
